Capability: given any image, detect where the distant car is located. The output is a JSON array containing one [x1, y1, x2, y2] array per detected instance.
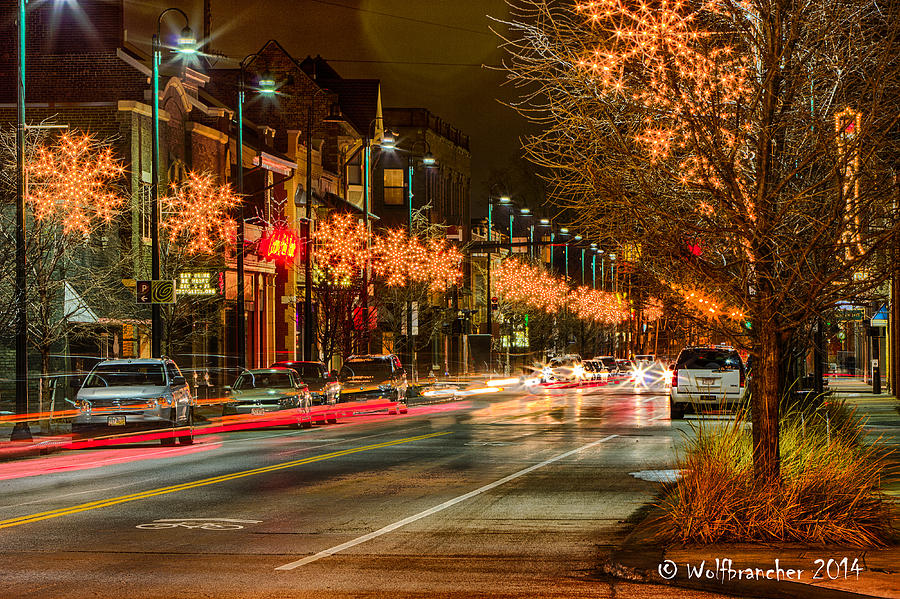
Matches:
[[670, 347, 747, 419], [223, 368, 312, 429], [338, 355, 409, 413], [543, 355, 584, 382], [71, 358, 195, 446], [582, 360, 606, 381], [594, 356, 620, 379]]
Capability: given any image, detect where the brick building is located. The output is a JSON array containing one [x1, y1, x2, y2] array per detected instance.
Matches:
[[0, 0, 260, 399]]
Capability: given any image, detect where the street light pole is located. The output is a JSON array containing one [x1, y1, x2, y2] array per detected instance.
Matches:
[[403, 140, 435, 379], [304, 102, 314, 361], [235, 68, 246, 369], [151, 8, 194, 359], [11, 0, 30, 441], [486, 201, 493, 341], [233, 61, 276, 370]]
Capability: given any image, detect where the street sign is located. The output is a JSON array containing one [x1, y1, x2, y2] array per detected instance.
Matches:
[[836, 308, 864, 321], [151, 280, 176, 304], [176, 271, 217, 296], [136, 280, 151, 304], [137, 280, 175, 304]]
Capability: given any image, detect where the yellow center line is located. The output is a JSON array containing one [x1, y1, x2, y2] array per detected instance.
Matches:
[[0, 431, 451, 530]]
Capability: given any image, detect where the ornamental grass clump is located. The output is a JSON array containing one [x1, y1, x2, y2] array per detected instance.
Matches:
[[662, 401, 895, 546]]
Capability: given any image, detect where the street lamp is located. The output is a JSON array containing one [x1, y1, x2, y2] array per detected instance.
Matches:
[[400, 137, 437, 379], [355, 117, 391, 354], [519, 208, 533, 258], [151, 8, 196, 358], [485, 186, 510, 369], [233, 55, 278, 370]]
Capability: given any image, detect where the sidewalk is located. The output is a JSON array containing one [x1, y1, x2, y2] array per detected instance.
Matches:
[[599, 511, 900, 598], [598, 377, 900, 598]]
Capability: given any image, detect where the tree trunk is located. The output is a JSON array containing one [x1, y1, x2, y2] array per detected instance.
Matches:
[[750, 327, 783, 484], [40, 344, 52, 434]]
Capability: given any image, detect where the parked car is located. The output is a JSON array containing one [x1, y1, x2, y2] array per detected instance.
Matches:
[[542, 355, 584, 382], [71, 358, 195, 445], [222, 368, 313, 428], [670, 346, 747, 419], [338, 355, 408, 413], [272, 361, 340, 405]]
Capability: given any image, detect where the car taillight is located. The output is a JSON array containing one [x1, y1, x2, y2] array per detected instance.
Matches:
[[671, 369, 678, 387], [739, 368, 745, 387]]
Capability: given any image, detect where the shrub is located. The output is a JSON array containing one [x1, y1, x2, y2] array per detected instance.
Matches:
[[662, 406, 895, 546]]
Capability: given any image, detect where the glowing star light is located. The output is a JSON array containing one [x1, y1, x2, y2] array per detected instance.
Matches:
[[161, 172, 242, 254], [26, 132, 126, 236], [313, 213, 369, 278]]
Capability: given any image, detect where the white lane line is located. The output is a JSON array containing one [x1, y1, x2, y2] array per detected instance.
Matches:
[[274, 434, 619, 571]]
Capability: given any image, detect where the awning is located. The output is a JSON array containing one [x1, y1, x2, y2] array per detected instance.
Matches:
[[65, 282, 99, 324]]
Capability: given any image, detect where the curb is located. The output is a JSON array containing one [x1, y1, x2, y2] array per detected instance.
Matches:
[[596, 508, 893, 599]]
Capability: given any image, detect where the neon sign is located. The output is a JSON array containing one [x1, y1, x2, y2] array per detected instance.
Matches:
[[261, 228, 301, 264]]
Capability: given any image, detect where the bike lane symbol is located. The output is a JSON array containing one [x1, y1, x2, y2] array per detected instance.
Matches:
[[136, 518, 262, 530]]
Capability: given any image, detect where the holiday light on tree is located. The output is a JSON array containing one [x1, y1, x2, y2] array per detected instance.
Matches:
[[643, 298, 664, 322], [496, 258, 631, 323], [371, 228, 463, 291], [26, 132, 126, 236], [424, 237, 464, 291], [574, 0, 750, 187], [161, 172, 242, 254], [569, 286, 631, 324], [313, 212, 369, 279], [673, 285, 744, 321]]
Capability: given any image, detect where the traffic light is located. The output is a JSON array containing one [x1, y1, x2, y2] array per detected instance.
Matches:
[[491, 296, 499, 309]]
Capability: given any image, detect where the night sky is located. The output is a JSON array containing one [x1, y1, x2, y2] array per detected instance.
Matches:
[[124, 0, 526, 217]]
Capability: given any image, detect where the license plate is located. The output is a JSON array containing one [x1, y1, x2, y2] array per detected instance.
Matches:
[[250, 408, 266, 416], [699, 395, 718, 402], [107, 416, 126, 426], [697, 378, 718, 385]]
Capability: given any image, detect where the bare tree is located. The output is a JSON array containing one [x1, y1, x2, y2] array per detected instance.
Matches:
[[498, 0, 900, 482]]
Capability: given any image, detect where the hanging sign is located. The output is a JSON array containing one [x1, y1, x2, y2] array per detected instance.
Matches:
[[260, 228, 302, 264]]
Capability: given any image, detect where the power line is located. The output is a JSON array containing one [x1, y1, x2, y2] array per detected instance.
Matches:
[[305, 0, 493, 37]]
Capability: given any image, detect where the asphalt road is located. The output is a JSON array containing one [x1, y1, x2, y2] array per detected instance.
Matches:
[[0, 379, 733, 598]]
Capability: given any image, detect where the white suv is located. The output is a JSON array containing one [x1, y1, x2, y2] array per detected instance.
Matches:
[[670, 347, 746, 418], [71, 358, 195, 445]]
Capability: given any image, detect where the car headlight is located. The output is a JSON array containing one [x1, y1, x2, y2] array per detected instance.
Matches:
[[150, 396, 173, 407], [76, 400, 91, 414], [279, 395, 296, 407]]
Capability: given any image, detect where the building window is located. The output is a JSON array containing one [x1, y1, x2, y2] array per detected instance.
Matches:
[[383, 168, 405, 206]]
